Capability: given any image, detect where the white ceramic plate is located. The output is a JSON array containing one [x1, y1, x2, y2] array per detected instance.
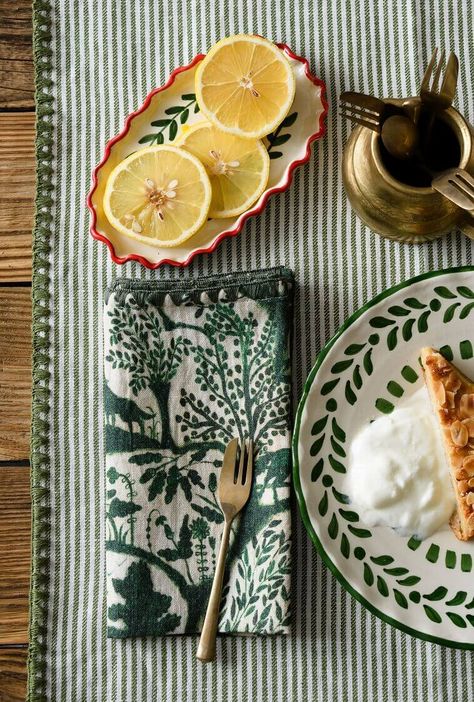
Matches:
[[87, 45, 327, 268], [294, 267, 474, 648]]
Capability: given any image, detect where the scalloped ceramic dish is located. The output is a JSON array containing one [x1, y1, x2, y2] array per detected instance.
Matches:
[[293, 267, 474, 649], [87, 45, 327, 268]]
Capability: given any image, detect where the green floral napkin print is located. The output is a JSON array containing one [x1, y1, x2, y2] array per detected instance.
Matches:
[[104, 267, 293, 637]]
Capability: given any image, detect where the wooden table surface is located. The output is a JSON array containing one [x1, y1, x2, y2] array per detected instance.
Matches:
[[0, 2, 35, 700]]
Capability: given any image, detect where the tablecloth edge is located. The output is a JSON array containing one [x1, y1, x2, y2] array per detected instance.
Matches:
[[28, 1, 55, 700]]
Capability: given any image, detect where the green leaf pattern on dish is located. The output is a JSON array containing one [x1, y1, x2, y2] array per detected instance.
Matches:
[[306, 279, 474, 631]]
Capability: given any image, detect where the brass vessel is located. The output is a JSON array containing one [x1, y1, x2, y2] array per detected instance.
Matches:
[[342, 97, 474, 243]]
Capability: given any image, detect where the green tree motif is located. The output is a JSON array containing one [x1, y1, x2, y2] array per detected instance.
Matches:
[[219, 524, 291, 633], [190, 468, 224, 524], [146, 511, 195, 583], [106, 451, 291, 630], [106, 300, 290, 456], [106, 466, 141, 545], [108, 560, 181, 636], [105, 296, 292, 632], [191, 517, 211, 582], [177, 304, 291, 446], [106, 540, 213, 631], [145, 406, 159, 440], [106, 301, 191, 450], [135, 452, 207, 504]]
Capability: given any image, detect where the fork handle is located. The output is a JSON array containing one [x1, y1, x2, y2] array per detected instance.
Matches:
[[196, 518, 232, 662]]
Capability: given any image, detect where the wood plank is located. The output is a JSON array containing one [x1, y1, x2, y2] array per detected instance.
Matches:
[[0, 647, 28, 702], [0, 466, 30, 646], [0, 0, 34, 109], [0, 113, 35, 283], [0, 2, 33, 693], [0, 288, 31, 462]]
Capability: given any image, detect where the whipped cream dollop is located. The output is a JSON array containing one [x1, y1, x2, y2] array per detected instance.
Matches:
[[345, 387, 456, 539]]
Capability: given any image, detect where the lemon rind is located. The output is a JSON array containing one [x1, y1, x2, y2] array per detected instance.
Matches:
[[195, 34, 296, 140], [103, 144, 212, 248]]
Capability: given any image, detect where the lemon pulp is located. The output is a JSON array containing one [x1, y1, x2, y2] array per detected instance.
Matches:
[[103, 145, 211, 247], [178, 122, 270, 218], [195, 34, 295, 139]]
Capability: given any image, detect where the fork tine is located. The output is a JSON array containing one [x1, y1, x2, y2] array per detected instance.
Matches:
[[220, 437, 239, 482], [444, 180, 474, 209], [339, 91, 384, 116], [339, 111, 380, 133], [432, 169, 474, 211], [244, 440, 253, 486], [431, 48, 445, 92], [455, 170, 474, 190], [450, 174, 474, 204], [421, 47, 438, 92], [235, 439, 246, 484], [441, 52, 459, 101], [339, 103, 381, 123]]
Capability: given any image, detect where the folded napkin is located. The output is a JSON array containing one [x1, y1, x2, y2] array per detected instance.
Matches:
[[104, 268, 293, 637]]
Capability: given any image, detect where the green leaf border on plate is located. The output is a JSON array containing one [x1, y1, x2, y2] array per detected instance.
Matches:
[[293, 266, 474, 650]]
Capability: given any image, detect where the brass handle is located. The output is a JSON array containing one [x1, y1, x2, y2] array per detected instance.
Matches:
[[196, 519, 232, 662]]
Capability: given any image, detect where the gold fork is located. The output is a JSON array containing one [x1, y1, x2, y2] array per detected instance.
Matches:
[[339, 91, 388, 132], [196, 438, 253, 663], [420, 48, 458, 140], [432, 168, 474, 213], [420, 48, 458, 112]]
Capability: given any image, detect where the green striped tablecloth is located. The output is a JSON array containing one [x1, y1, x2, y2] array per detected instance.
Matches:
[[30, 1, 473, 700]]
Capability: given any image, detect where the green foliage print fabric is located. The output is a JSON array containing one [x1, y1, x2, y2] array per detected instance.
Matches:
[[104, 268, 294, 637]]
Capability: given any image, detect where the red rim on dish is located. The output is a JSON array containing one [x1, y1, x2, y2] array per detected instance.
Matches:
[[86, 44, 328, 268]]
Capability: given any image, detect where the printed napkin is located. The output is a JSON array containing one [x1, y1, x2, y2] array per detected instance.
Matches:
[[104, 268, 293, 637]]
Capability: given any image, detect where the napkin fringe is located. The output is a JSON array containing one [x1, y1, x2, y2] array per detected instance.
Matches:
[[106, 267, 294, 308], [28, 1, 55, 700]]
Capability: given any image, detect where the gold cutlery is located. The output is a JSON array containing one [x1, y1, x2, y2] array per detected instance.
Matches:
[[420, 48, 459, 113], [420, 48, 459, 141], [339, 91, 390, 131], [375, 114, 418, 161], [432, 168, 474, 214], [339, 92, 417, 160], [197, 438, 253, 663]]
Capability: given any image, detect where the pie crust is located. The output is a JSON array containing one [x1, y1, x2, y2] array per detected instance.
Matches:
[[421, 347, 474, 541]]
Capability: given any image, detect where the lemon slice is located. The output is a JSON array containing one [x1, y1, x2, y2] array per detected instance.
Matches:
[[177, 122, 270, 218], [103, 145, 211, 247], [195, 34, 295, 139]]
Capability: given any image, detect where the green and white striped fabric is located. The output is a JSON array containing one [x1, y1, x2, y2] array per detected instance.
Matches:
[[30, 1, 473, 700]]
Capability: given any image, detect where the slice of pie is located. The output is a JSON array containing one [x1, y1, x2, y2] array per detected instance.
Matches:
[[421, 346, 474, 541]]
